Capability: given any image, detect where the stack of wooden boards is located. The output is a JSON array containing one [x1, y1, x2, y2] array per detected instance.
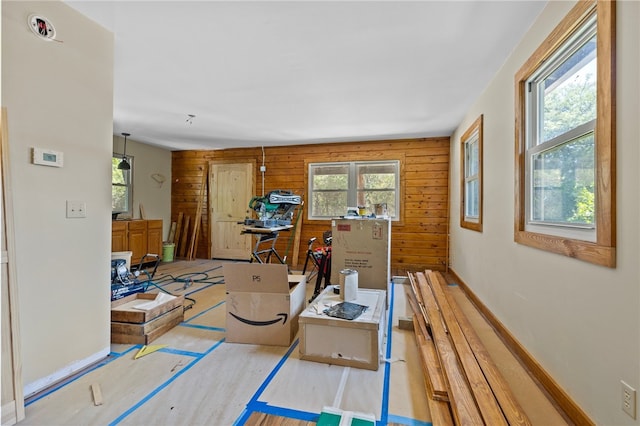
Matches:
[[111, 293, 185, 344], [407, 270, 531, 426]]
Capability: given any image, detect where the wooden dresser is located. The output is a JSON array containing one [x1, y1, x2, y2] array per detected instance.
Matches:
[[112, 220, 163, 265]]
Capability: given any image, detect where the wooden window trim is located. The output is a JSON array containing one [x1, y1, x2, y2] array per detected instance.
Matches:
[[514, 0, 616, 267], [460, 115, 483, 232]]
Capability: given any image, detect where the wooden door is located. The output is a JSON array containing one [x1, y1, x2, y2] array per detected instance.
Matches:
[[210, 161, 255, 260], [1, 108, 25, 425]]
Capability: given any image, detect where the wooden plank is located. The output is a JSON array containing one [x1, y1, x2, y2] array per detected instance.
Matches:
[[188, 167, 207, 260], [90, 384, 103, 406], [110, 307, 184, 344], [416, 271, 483, 426], [431, 272, 531, 426], [290, 201, 304, 267], [111, 306, 183, 336], [412, 315, 449, 402], [167, 222, 177, 243], [426, 271, 507, 426], [427, 397, 454, 426], [179, 216, 190, 258], [174, 213, 184, 253]]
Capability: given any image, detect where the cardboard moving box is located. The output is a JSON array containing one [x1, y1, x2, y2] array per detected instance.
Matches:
[[224, 263, 306, 346]]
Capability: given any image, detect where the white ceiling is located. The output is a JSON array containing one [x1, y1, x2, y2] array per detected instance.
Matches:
[[64, 1, 547, 151]]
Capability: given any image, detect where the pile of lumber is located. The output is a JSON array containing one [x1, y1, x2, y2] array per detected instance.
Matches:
[[407, 270, 531, 426]]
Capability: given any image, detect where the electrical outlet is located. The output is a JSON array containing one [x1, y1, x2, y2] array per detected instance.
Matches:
[[66, 200, 86, 218], [622, 380, 636, 419]]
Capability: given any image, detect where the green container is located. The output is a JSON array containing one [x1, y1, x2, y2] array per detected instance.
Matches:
[[162, 243, 175, 262]]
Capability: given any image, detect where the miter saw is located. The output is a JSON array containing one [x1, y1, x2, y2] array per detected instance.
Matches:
[[246, 190, 302, 228]]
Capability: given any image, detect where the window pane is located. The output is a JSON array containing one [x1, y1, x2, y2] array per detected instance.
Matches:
[[531, 132, 594, 225], [357, 163, 396, 189], [311, 191, 348, 217], [465, 138, 478, 176], [112, 158, 128, 184], [356, 162, 396, 209], [311, 165, 348, 190], [540, 34, 596, 143], [465, 179, 479, 218], [358, 190, 396, 216], [112, 185, 129, 212], [112, 156, 131, 213]]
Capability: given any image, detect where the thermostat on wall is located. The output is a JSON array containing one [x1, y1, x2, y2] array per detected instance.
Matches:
[[32, 147, 63, 167]]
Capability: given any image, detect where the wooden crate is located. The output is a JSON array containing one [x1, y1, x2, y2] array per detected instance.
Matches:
[[110, 293, 184, 344], [299, 287, 386, 371], [111, 293, 184, 323]]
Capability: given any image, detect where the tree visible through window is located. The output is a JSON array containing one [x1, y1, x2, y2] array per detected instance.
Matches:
[[515, 0, 616, 267], [308, 161, 399, 219], [112, 155, 132, 214]]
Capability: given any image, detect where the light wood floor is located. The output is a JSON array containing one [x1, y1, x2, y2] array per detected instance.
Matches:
[[20, 259, 569, 425]]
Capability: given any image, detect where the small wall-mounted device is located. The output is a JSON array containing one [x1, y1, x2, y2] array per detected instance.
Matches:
[[32, 147, 63, 167], [28, 14, 56, 41]]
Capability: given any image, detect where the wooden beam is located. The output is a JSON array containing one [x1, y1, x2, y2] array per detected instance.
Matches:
[[431, 271, 531, 426], [188, 166, 207, 260], [416, 271, 484, 426], [174, 212, 184, 254], [425, 271, 507, 426]]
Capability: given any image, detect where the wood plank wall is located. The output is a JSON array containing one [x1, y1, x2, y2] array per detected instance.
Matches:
[[171, 137, 450, 274]]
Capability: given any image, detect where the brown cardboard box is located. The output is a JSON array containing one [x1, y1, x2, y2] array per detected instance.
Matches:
[[299, 286, 386, 371], [330, 218, 391, 298], [223, 263, 306, 346]]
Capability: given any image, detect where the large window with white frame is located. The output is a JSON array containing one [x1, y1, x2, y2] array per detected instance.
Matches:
[[515, 0, 615, 267], [308, 160, 399, 220], [460, 115, 483, 232]]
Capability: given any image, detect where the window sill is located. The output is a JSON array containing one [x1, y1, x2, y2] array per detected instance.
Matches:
[[514, 230, 615, 268]]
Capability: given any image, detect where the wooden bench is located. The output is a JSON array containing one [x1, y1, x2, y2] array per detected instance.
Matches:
[[407, 270, 531, 426]]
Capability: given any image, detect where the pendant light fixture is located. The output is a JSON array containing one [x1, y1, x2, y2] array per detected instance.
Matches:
[[117, 132, 131, 170]]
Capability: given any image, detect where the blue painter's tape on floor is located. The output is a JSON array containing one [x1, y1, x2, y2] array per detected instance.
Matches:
[[178, 323, 225, 332], [182, 300, 225, 323], [108, 339, 225, 426], [233, 340, 300, 426], [247, 401, 319, 422]]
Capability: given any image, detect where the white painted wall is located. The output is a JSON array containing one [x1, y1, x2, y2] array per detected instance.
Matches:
[[449, 1, 640, 425], [112, 136, 172, 239], [2, 1, 113, 395]]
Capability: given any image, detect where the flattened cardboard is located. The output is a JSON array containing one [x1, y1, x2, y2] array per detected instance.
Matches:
[[223, 263, 306, 346]]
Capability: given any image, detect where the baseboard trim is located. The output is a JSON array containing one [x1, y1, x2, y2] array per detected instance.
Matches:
[[447, 268, 594, 426], [23, 346, 110, 399]]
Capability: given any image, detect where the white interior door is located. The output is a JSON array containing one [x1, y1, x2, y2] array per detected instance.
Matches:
[[210, 161, 255, 260]]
